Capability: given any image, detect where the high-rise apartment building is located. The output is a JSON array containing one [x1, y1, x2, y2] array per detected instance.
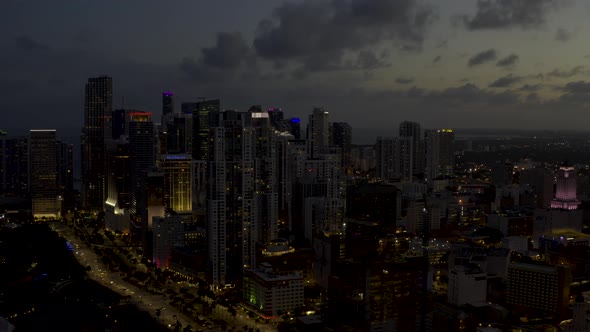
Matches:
[[376, 137, 413, 182], [399, 121, 423, 175], [331, 122, 352, 172], [207, 110, 278, 286], [82, 76, 113, 211], [424, 129, 454, 183], [30, 129, 60, 218]]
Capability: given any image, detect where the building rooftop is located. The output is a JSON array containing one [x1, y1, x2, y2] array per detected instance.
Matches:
[[510, 262, 565, 274]]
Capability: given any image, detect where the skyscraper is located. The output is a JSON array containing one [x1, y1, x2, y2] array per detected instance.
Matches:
[[56, 140, 74, 211], [424, 129, 454, 183], [161, 91, 174, 129], [0, 135, 29, 196], [105, 139, 131, 233], [207, 110, 278, 286], [551, 163, 580, 210], [30, 129, 60, 218], [288, 118, 302, 139], [331, 122, 352, 172], [160, 154, 193, 213], [267, 108, 284, 129], [376, 137, 413, 182], [129, 111, 155, 216], [307, 107, 330, 159], [399, 121, 422, 175], [192, 99, 220, 161], [82, 76, 113, 211]]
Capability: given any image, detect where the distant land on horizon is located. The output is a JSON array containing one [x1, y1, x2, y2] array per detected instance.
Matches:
[[3, 126, 590, 145]]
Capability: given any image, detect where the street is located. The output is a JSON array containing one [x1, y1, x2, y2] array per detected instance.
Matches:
[[51, 222, 277, 332]]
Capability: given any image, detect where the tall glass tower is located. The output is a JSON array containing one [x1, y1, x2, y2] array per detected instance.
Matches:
[[82, 76, 113, 211]]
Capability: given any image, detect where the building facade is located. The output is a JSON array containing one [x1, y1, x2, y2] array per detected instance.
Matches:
[[82, 76, 113, 211], [30, 129, 60, 218]]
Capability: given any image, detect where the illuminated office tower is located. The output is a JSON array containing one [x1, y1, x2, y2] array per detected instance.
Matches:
[[192, 99, 220, 161], [30, 129, 60, 218], [129, 111, 155, 216], [424, 129, 454, 183], [160, 154, 193, 213], [551, 163, 580, 210], [0, 135, 29, 196], [399, 121, 422, 175], [207, 110, 278, 286], [307, 107, 330, 159], [82, 76, 112, 211]]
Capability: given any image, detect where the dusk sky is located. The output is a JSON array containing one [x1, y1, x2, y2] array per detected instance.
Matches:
[[3, 0, 590, 134]]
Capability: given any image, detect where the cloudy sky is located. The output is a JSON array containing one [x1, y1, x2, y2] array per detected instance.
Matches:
[[2, 0, 590, 135]]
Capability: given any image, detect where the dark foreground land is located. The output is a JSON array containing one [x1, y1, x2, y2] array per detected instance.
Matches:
[[0, 223, 168, 332]]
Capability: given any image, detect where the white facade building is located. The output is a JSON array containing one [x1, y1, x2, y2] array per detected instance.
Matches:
[[243, 263, 304, 316]]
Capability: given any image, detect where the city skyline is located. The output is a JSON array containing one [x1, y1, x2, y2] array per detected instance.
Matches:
[[3, 0, 590, 132]]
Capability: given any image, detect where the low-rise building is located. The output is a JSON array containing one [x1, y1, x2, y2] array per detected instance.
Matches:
[[243, 263, 304, 316]]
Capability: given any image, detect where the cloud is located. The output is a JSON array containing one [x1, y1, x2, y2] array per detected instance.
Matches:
[[559, 81, 590, 104], [489, 74, 522, 88], [433, 55, 442, 64], [496, 54, 519, 67], [202, 32, 252, 69], [354, 50, 391, 70], [435, 40, 448, 48], [460, 0, 564, 30], [519, 84, 542, 92], [14, 36, 49, 52], [554, 28, 574, 42], [562, 81, 590, 94], [526, 93, 541, 103], [253, 0, 437, 71], [547, 65, 587, 79], [468, 49, 497, 67], [396, 77, 414, 84]]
